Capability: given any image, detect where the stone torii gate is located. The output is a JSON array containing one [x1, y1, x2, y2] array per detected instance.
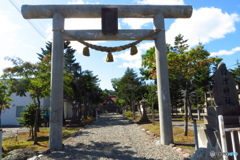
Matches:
[[21, 4, 192, 150]]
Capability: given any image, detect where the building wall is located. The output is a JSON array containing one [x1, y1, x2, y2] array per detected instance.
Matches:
[[1, 92, 44, 126], [64, 101, 72, 120]]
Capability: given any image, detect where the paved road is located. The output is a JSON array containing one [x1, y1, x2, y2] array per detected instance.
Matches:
[[1, 127, 29, 139]]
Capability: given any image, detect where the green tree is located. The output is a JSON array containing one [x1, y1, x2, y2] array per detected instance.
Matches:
[[140, 34, 222, 136], [80, 70, 101, 118], [37, 41, 103, 122], [37, 41, 82, 101], [112, 68, 143, 119], [230, 61, 240, 85], [3, 57, 50, 144], [140, 47, 156, 80], [0, 81, 13, 127], [144, 83, 158, 125], [17, 103, 43, 139]]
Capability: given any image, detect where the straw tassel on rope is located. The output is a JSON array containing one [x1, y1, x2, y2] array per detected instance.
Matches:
[[106, 52, 114, 62], [82, 47, 90, 56], [130, 45, 138, 55]]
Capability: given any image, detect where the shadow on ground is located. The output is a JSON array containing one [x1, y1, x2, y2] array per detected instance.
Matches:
[[83, 114, 132, 129], [45, 141, 159, 160]]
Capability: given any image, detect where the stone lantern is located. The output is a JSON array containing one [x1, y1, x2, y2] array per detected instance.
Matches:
[[138, 98, 150, 124]]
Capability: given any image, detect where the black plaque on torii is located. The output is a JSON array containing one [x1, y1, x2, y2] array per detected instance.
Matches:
[[101, 8, 118, 34]]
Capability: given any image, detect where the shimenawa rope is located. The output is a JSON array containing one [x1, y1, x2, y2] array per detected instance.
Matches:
[[52, 28, 163, 53]]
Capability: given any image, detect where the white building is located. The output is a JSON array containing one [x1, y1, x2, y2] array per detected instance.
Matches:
[[1, 92, 73, 126], [1, 92, 46, 126]]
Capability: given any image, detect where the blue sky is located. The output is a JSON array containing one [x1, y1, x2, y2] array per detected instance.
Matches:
[[1, 0, 240, 90]]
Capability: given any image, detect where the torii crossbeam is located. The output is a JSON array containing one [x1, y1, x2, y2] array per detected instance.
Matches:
[[21, 4, 192, 150]]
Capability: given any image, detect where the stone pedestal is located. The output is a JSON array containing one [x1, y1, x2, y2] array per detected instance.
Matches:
[[198, 106, 240, 159]]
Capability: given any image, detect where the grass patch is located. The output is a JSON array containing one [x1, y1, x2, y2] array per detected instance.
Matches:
[[2, 117, 94, 158], [124, 111, 133, 118], [140, 122, 160, 135], [133, 116, 197, 156], [124, 111, 141, 122], [2, 127, 81, 157]]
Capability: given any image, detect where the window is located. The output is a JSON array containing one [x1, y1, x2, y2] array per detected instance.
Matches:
[[16, 106, 24, 117]]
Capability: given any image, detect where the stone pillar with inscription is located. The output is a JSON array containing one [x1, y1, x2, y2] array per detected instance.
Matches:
[[198, 63, 240, 159], [213, 63, 239, 107]]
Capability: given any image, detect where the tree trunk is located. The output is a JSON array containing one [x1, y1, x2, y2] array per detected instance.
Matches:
[[152, 103, 155, 125], [84, 99, 88, 119], [29, 128, 31, 137], [183, 82, 189, 136], [88, 100, 92, 117], [77, 103, 82, 121], [187, 97, 193, 120], [34, 97, 41, 145], [30, 127, 34, 140], [183, 99, 188, 136]]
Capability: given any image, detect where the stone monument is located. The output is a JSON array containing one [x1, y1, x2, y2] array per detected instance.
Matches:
[[197, 63, 240, 160], [213, 63, 239, 107]]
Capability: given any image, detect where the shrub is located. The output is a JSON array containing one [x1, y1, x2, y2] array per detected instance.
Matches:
[[124, 111, 133, 118]]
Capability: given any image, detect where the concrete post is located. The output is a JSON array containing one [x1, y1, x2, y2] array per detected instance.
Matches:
[[154, 13, 173, 145], [192, 120, 199, 150], [49, 13, 64, 150]]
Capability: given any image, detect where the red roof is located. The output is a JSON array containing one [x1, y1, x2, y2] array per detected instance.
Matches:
[[108, 95, 116, 102]]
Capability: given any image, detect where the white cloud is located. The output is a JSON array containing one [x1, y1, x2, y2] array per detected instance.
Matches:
[[68, 0, 84, 4], [116, 42, 154, 68], [23, 44, 36, 50], [121, 18, 152, 29], [211, 47, 240, 56], [0, 13, 19, 45], [166, 7, 240, 47], [115, 50, 141, 61], [119, 61, 142, 68], [137, 0, 184, 5], [64, 18, 106, 52], [0, 12, 20, 74], [65, 18, 101, 30], [123, 0, 184, 29], [68, 0, 100, 4], [138, 42, 154, 51]]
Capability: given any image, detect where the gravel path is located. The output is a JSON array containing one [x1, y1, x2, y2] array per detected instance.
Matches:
[[39, 113, 186, 160]]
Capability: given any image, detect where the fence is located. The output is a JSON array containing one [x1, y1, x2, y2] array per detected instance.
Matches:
[[218, 115, 240, 160]]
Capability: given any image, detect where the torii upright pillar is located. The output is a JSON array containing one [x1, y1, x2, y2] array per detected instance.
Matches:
[[50, 13, 64, 150], [21, 4, 192, 150], [154, 13, 172, 144]]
